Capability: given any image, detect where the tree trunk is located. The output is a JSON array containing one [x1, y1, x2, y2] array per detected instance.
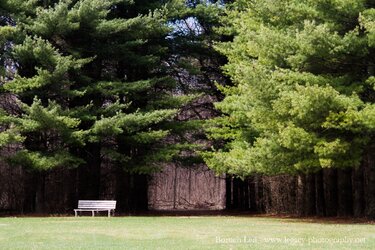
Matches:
[[304, 173, 316, 216], [315, 170, 325, 216], [352, 165, 364, 217], [337, 169, 353, 216], [237, 178, 245, 209], [78, 143, 101, 199], [131, 174, 148, 211], [249, 176, 257, 212], [262, 177, 272, 213], [244, 178, 250, 210], [255, 175, 264, 213], [289, 176, 298, 214], [35, 172, 46, 213], [115, 167, 130, 212], [364, 144, 375, 218], [22, 171, 37, 213], [67, 168, 78, 213], [296, 174, 305, 216], [173, 165, 178, 209], [232, 177, 239, 209], [323, 168, 338, 216]]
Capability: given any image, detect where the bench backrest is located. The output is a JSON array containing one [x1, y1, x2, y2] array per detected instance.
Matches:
[[78, 200, 116, 209]]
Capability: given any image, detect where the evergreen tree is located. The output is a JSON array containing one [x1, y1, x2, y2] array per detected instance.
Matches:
[[0, 0, 231, 212], [0, 0, 197, 205], [204, 0, 375, 214], [125, 0, 228, 168]]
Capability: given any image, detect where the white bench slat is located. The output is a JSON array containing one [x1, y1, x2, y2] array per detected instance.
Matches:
[[78, 203, 116, 205], [78, 200, 116, 202], [79, 202, 116, 204], [78, 206, 116, 208], [77, 200, 116, 202], [78, 205, 116, 207], [78, 201, 116, 203], [75, 200, 116, 217]]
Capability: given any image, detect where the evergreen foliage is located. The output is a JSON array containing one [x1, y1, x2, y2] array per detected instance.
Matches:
[[0, 0, 198, 173], [204, 0, 375, 177]]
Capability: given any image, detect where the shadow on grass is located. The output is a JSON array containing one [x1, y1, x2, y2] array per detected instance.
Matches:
[[2, 209, 374, 224]]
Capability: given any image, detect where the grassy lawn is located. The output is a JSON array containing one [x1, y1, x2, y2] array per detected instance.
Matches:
[[0, 216, 374, 249]]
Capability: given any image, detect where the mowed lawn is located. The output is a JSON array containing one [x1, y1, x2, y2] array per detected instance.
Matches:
[[0, 216, 374, 249]]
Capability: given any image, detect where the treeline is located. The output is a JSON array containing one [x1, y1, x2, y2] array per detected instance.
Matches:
[[0, 0, 227, 213], [228, 166, 373, 217], [1, 0, 375, 218], [204, 0, 375, 218]]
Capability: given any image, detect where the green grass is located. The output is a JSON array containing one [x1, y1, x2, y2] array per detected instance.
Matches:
[[0, 216, 374, 249]]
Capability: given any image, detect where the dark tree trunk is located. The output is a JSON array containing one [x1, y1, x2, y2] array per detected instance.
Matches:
[[34, 172, 46, 213], [173, 165, 178, 209], [262, 177, 271, 213], [315, 170, 325, 216], [232, 177, 239, 209], [249, 176, 257, 212], [226, 177, 253, 210], [337, 169, 353, 216], [116, 171, 148, 213], [78, 143, 101, 199], [237, 178, 245, 209], [22, 171, 37, 213], [364, 144, 375, 218], [352, 165, 365, 217], [257, 176, 266, 213], [130, 174, 148, 211], [67, 168, 78, 212], [115, 168, 130, 212], [289, 176, 298, 214], [323, 168, 338, 216], [296, 174, 305, 216], [244, 178, 250, 210], [304, 173, 316, 216], [255, 175, 264, 212]]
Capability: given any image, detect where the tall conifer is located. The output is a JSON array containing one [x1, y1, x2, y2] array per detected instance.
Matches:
[[0, 0, 195, 196], [205, 0, 375, 216]]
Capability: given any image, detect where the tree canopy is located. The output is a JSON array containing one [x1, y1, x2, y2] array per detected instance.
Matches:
[[0, 0, 208, 173], [204, 0, 375, 176]]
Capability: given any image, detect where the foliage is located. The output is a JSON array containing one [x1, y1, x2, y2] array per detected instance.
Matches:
[[204, 0, 375, 176], [0, 0, 199, 172]]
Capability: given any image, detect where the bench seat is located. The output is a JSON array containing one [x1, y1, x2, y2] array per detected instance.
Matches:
[[74, 200, 116, 217]]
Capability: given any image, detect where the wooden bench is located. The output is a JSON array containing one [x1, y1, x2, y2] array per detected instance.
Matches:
[[74, 200, 116, 217]]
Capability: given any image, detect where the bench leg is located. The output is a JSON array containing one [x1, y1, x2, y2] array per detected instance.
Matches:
[[108, 210, 110, 217], [92, 211, 94, 217], [74, 210, 77, 217]]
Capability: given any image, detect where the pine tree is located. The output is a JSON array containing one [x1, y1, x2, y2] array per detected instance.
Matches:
[[204, 0, 375, 216], [163, 0, 228, 166], [0, 0, 198, 209]]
